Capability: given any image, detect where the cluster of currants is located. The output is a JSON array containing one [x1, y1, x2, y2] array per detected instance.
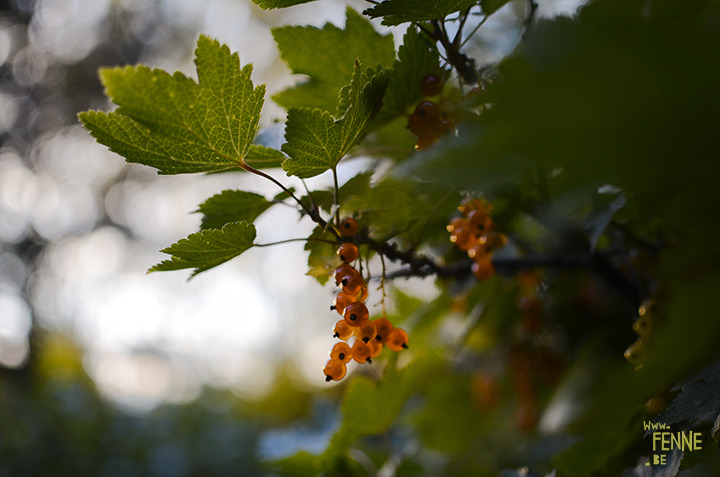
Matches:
[[447, 198, 508, 280], [624, 298, 657, 367], [407, 74, 457, 150], [323, 218, 409, 382]]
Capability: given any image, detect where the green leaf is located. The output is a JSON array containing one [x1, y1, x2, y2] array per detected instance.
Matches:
[[272, 7, 395, 112], [252, 0, 316, 9], [265, 451, 319, 477], [650, 359, 720, 435], [364, 0, 479, 26], [281, 64, 392, 179], [481, 0, 511, 15], [305, 226, 337, 285], [196, 190, 272, 230], [245, 145, 286, 169], [149, 221, 256, 277], [80, 35, 265, 175], [381, 27, 440, 119]]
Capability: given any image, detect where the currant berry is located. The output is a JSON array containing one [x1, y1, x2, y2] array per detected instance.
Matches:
[[408, 112, 435, 137], [341, 273, 365, 296], [415, 134, 438, 150], [353, 320, 377, 343], [386, 328, 409, 351], [343, 302, 369, 327], [323, 358, 347, 381], [337, 243, 359, 263], [358, 286, 369, 302], [333, 319, 354, 340], [414, 101, 442, 122], [369, 340, 383, 358], [472, 258, 495, 280], [331, 292, 357, 316], [372, 318, 394, 344], [450, 227, 476, 251], [420, 74, 444, 97], [434, 119, 455, 137], [624, 340, 645, 365], [334, 264, 357, 285], [479, 231, 507, 251], [339, 218, 359, 236], [330, 342, 353, 364], [351, 340, 372, 364], [446, 217, 468, 233], [466, 209, 491, 232]]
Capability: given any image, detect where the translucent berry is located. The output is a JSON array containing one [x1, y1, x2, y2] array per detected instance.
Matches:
[[414, 101, 441, 121], [351, 340, 372, 364], [334, 264, 357, 285], [420, 74, 444, 97], [415, 134, 438, 150], [353, 320, 377, 343], [369, 340, 383, 358], [467, 209, 491, 232], [408, 112, 435, 137], [479, 231, 507, 251], [341, 272, 365, 296], [624, 340, 645, 365], [386, 328, 409, 351], [339, 218, 359, 236], [358, 286, 369, 302], [450, 227, 476, 251], [330, 342, 353, 364], [323, 358, 347, 381], [333, 319, 354, 340], [446, 217, 468, 233], [344, 302, 369, 327], [373, 318, 394, 344], [434, 119, 455, 137], [472, 258, 495, 280], [337, 243, 358, 263], [332, 292, 357, 316]]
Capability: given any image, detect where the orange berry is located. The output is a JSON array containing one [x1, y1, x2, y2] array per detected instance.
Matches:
[[414, 101, 441, 121], [467, 209, 492, 232], [446, 217, 468, 233], [333, 319, 354, 340], [353, 320, 377, 343], [344, 302, 369, 327], [420, 74, 444, 97], [341, 273, 365, 296], [415, 134, 438, 150], [323, 358, 347, 381], [334, 264, 357, 285], [337, 242, 358, 263], [330, 342, 352, 364], [331, 292, 357, 316], [369, 340, 383, 358], [450, 227, 477, 251], [358, 286, 369, 302], [386, 328, 409, 351], [479, 231, 507, 251], [339, 218, 359, 236], [408, 112, 434, 137], [434, 119, 455, 137], [372, 318, 394, 344], [351, 340, 372, 364], [472, 258, 495, 280]]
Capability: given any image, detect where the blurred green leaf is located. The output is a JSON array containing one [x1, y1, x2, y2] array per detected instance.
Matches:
[[80, 36, 264, 174], [305, 226, 338, 285], [272, 8, 395, 112], [481, 0, 511, 15], [252, 0, 316, 9], [196, 190, 272, 230], [266, 451, 319, 477], [149, 221, 256, 277]]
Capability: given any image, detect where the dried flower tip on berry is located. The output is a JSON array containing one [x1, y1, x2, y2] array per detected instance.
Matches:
[[339, 218, 359, 236], [337, 243, 359, 263]]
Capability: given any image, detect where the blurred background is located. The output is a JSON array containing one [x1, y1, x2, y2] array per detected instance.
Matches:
[[0, 0, 585, 474]]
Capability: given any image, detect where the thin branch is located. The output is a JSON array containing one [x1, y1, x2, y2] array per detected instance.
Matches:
[[460, 14, 490, 48], [332, 167, 340, 228], [255, 237, 336, 247]]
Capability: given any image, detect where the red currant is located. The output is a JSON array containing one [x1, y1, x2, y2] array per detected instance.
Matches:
[[472, 258, 495, 280], [331, 292, 357, 316], [344, 302, 369, 327], [420, 74, 444, 97], [341, 272, 364, 296], [351, 340, 372, 364], [372, 318, 394, 344], [323, 358, 347, 381], [337, 243, 358, 263], [330, 342, 352, 364], [353, 320, 377, 343], [333, 319, 354, 340], [386, 328, 409, 351], [339, 218, 359, 237]]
